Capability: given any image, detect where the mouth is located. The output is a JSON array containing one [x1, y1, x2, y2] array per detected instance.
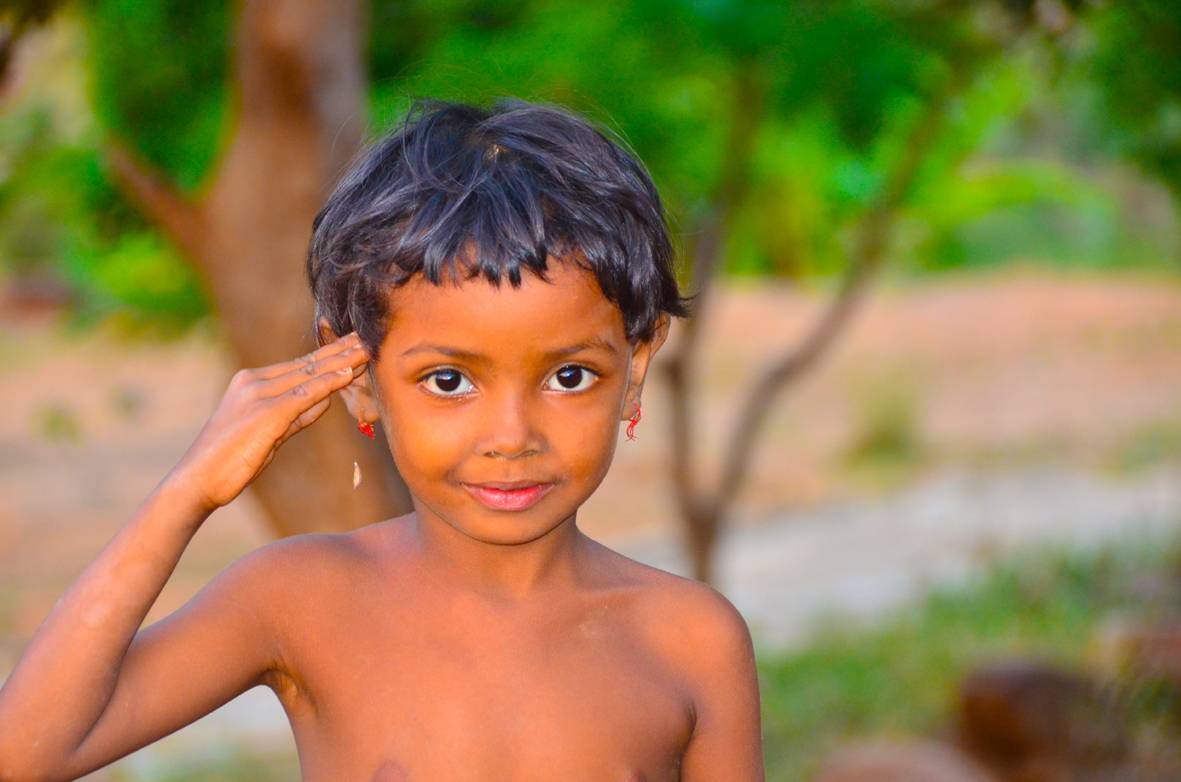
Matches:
[[461, 481, 555, 511]]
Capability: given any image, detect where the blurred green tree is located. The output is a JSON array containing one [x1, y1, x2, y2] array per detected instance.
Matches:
[[83, 0, 414, 538], [1086, 1, 1181, 197], [4, 0, 1179, 576]]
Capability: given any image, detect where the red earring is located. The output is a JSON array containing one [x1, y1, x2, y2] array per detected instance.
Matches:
[[357, 417, 375, 439], [626, 403, 642, 441]]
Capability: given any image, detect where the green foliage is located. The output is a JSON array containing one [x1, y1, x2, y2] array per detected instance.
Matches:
[[759, 531, 1181, 780], [82, 0, 228, 191], [364, 0, 999, 281], [0, 13, 211, 335], [5, 0, 1181, 336], [1086, 1, 1181, 197], [0, 119, 209, 336], [909, 159, 1131, 271], [60, 229, 209, 337], [0, 106, 68, 274], [898, 33, 1181, 274], [1108, 417, 1181, 475]]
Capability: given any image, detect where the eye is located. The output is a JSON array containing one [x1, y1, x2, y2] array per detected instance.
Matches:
[[420, 368, 475, 397], [545, 364, 598, 393]]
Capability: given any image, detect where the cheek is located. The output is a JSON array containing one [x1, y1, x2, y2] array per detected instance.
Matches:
[[546, 401, 621, 479], [379, 389, 469, 479]]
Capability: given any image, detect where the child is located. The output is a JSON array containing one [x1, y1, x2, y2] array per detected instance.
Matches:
[[0, 98, 764, 781]]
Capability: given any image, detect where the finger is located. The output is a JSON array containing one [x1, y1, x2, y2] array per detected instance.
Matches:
[[256, 343, 369, 399], [254, 331, 362, 380], [274, 395, 332, 448], [266, 363, 359, 419]]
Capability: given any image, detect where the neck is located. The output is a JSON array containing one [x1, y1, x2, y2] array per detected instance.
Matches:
[[407, 501, 590, 603]]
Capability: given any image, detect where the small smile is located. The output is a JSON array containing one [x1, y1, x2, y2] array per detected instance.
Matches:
[[462, 481, 555, 511]]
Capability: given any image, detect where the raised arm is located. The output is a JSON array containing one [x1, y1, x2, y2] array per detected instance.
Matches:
[[0, 332, 369, 782]]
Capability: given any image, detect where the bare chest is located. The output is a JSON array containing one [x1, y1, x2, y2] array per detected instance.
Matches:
[[269, 591, 694, 781]]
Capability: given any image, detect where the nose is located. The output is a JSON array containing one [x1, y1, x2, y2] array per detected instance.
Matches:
[[479, 388, 544, 460]]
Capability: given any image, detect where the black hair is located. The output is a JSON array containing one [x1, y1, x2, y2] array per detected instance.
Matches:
[[306, 97, 692, 363]]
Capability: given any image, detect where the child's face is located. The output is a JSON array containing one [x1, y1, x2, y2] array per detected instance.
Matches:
[[340, 258, 668, 545]]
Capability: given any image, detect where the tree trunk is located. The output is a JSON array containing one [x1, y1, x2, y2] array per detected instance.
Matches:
[[107, 0, 412, 536], [685, 510, 719, 585]]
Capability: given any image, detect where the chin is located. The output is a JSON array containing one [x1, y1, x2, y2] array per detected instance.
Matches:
[[408, 479, 586, 545], [450, 510, 574, 546]]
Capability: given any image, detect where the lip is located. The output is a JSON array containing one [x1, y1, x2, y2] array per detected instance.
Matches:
[[462, 481, 555, 511]]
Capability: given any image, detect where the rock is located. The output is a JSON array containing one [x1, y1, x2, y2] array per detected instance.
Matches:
[[955, 659, 1131, 781]]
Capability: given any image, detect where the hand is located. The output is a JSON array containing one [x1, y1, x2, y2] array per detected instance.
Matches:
[[167, 332, 371, 514]]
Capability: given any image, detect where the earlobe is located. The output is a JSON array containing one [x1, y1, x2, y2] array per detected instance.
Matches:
[[620, 370, 645, 421], [339, 370, 380, 425], [625, 399, 642, 440], [619, 315, 671, 419], [318, 316, 379, 425]]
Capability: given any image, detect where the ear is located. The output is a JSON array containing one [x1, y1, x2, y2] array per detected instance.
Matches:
[[317, 316, 381, 426], [621, 313, 671, 421]]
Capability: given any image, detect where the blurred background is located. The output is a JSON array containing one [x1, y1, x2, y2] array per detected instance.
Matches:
[[1, 0, 1180, 779]]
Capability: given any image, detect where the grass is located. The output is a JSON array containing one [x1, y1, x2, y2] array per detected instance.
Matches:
[[1107, 417, 1181, 475], [107, 744, 300, 782], [758, 528, 1181, 781], [839, 371, 929, 491]]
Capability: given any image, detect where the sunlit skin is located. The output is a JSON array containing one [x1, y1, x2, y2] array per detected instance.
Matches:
[[0, 256, 763, 782], [348, 257, 651, 593], [291, 257, 764, 780]]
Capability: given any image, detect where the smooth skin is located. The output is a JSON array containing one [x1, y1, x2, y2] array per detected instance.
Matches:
[[0, 258, 763, 781]]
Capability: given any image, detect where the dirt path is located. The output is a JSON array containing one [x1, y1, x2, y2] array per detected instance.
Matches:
[[620, 462, 1181, 651]]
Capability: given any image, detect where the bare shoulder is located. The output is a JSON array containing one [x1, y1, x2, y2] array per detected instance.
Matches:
[[223, 520, 388, 630], [591, 545, 764, 777], [236, 525, 365, 586], [591, 543, 756, 671], [224, 513, 417, 624], [221, 520, 395, 693]]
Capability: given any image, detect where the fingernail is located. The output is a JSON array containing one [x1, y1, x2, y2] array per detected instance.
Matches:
[[338, 366, 353, 375]]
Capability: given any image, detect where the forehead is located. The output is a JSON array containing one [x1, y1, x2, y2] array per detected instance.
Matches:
[[380, 259, 625, 354]]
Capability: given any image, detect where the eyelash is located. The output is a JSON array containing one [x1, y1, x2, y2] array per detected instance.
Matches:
[[418, 365, 600, 398]]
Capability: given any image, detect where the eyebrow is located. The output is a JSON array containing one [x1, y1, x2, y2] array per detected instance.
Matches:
[[400, 336, 619, 362]]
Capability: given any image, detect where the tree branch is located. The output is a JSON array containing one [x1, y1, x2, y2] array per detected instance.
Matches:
[[709, 76, 960, 520], [664, 62, 766, 530], [102, 138, 210, 266]]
